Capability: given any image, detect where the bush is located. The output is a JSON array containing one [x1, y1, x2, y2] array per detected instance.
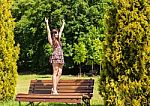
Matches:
[[99, 0, 150, 105], [0, 0, 20, 101]]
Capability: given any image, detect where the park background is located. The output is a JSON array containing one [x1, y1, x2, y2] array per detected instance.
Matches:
[[0, 0, 150, 106]]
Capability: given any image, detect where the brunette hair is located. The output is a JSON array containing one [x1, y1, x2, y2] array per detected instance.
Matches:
[[51, 29, 59, 38], [51, 29, 62, 47]]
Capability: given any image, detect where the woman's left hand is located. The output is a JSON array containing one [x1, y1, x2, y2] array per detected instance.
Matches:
[[62, 19, 65, 24]]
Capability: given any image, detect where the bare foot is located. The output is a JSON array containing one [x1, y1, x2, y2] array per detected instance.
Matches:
[[51, 88, 58, 95]]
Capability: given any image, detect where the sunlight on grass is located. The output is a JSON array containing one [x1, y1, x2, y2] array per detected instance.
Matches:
[[1, 74, 104, 106]]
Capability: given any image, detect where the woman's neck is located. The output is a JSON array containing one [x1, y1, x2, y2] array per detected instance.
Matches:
[[52, 38, 60, 47]]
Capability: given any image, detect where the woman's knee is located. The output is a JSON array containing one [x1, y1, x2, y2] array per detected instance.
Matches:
[[58, 70, 62, 76], [52, 64, 59, 75], [57, 64, 63, 76]]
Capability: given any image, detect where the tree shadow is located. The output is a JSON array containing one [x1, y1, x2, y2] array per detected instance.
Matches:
[[37, 76, 51, 78], [47, 103, 104, 106]]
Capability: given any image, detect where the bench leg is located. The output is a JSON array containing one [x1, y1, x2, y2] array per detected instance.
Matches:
[[87, 99, 90, 106], [27, 102, 34, 106], [36, 102, 41, 106], [19, 101, 21, 106], [31, 102, 34, 106], [82, 99, 90, 106], [77, 103, 82, 106], [18, 101, 35, 106]]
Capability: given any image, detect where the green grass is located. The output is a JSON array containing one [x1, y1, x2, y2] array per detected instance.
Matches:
[[0, 74, 104, 106]]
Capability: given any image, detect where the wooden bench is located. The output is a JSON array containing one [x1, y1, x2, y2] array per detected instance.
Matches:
[[15, 79, 94, 106]]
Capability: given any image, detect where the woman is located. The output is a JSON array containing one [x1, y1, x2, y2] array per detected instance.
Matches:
[[45, 17, 65, 94]]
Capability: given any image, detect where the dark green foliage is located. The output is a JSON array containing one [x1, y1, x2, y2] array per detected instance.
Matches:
[[0, 0, 20, 101], [99, 0, 150, 105], [12, 0, 105, 73]]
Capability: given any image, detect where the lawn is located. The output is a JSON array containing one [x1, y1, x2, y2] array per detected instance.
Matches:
[[0, 74, 104, 106]]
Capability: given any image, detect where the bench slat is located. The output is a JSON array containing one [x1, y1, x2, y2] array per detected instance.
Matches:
[[31, 79, 94, 83], [16, 98, 81, 103], [31, 86, 93, 90], [32, 89, 93, 94], [16, 94, 82, 99], [30, 83, 94, 86], [17, 93, 92, 97]]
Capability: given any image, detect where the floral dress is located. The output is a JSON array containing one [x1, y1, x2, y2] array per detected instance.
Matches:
[[49, 41, 64, 64]]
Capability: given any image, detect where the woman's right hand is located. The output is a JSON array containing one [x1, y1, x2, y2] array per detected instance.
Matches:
[[45, 17, 48, 23], [62, 19, 65, 24]]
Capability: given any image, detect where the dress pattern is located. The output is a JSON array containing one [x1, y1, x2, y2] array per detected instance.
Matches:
[[49, 41, 64, 64]]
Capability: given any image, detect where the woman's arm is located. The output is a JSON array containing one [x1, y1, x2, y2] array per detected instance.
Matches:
[[59, 19, 65, 39], [45, 17, 53, 46]]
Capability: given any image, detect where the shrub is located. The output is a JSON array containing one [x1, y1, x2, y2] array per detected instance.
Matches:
[[99, 0, 150, 105], [0, 0, 20, 101]]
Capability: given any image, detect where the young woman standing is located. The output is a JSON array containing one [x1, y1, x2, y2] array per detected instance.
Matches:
[[45, 17, 65, 94]]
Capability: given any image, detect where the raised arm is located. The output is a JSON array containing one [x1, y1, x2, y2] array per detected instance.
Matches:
[[59, 19, 65, 39], [45, 17, 53, 46]]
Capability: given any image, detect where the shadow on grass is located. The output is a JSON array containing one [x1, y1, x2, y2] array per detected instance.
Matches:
[[1, 101, 104, 106], [37, 76, 50, 78], [47, 103, 104, 106]]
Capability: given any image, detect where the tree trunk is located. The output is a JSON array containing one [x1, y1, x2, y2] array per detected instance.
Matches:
[[79, 64, 82, 77], [99, 63, 101, 75], [91, 61, 94, 72]]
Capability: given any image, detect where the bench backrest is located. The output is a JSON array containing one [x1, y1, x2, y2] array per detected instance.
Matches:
[[28, 79, 94, 97]]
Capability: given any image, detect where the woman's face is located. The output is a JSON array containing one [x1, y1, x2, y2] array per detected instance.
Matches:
[[54, 31, 59, 38]]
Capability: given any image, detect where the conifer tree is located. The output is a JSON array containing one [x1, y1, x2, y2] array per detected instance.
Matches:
[[0, 0, 20, 101], [100, 0, 150, 105]]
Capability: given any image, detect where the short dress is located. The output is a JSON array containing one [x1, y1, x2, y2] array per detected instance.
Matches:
[[49, 41, 64, 64]]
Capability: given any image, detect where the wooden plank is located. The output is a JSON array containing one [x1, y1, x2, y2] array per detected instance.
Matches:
[[28, 91, 93, 97], [30, 81, 94, 85], [31, 79, 94, 83], [32, 86, 93, 90], [32, 89, 93, 94], [17, 93, 92, 97], [30, 83, 94, 86], [16, 98, 81, 103], [16, 94, 82, 99], [29, 93, 93, 98], [29, 86, 94, 94], [15, 94, 82, 103], [17, 93, 92, 100]]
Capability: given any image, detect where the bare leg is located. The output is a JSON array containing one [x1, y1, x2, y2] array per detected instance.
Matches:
[[56, 64, 63, 87], [52, 63, 59, 94]]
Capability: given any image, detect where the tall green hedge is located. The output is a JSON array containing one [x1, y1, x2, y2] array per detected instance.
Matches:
[[0, 0, 20, 101], [100, 0, 150, 105]]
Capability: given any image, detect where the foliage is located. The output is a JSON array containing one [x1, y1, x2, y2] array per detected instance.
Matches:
[[73, 40, 87, 75], [72, 0, 106, 73], [99, 0, 150, 105], [84, 26, 104, 71], [12, 0, 105, 73], [0, 0, 20, 101], [73, 42, 87, 65], [12, 0, 54, 72]]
